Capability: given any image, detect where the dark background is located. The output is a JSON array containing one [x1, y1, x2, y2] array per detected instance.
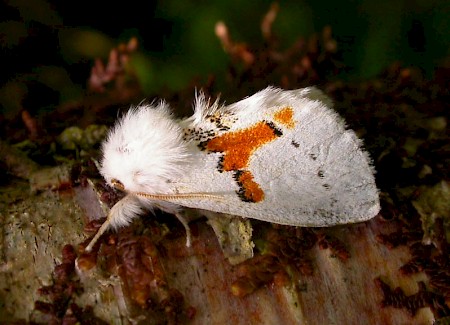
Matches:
[[1, 0, 449, 116]]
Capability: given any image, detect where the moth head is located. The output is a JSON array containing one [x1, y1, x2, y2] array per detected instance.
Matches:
[[110, 178, 125, 191], [100, 102, 190, 194]]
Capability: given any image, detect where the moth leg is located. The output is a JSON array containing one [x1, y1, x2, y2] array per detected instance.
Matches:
[[85, 218, 111, 252], [155, 203, 195, 247], [85, 194, 142, 252], [175, 212, 192, 247]]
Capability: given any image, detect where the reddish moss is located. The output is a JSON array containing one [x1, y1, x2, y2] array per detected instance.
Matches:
[[317, 233, 350, 261], [231, 226, 319, 297], [76, 252, 98, 271], [33, 245, 107, 323], [375, 278, 450, 317]]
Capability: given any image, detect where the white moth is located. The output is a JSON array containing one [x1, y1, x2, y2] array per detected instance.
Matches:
[[85, 87, 380, 252]]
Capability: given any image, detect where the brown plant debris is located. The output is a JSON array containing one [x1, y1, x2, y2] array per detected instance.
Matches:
[[104, 231, 192, 323], [88, 37, 139, 94], [377, 215, 450, 299], [215, 21, 255, 66], [261, 2, 279, 41], [231, 226, 343, 297], [32, 245, 107, 324], [375, 278, 450, 318], [0, 139, 40, 179], [376, 228, 423, 249], [214, 5, 341, 93], [317, 233, 350, 261], [399, 243, 450, 297], [21, 110, 40, 140]]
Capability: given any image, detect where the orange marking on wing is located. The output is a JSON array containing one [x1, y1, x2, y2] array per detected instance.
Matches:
[[235, 171, 264, 202], [273, 107, 295, 129], [205, 121, 279, 171]]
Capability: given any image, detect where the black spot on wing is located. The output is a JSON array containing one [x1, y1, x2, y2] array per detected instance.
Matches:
[[265, 121, 283, 137]]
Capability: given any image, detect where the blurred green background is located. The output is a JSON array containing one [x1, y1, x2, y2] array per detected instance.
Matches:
[[1, 0, 449, 114]]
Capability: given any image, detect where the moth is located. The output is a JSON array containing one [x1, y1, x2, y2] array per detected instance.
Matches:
[[85, 87, 380, 251]]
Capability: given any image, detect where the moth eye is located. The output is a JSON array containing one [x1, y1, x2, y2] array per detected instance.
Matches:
[[111, 179, 125, 191]]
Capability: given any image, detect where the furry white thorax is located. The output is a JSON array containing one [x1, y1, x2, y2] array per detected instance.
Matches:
[[100, 101, 190, 195]]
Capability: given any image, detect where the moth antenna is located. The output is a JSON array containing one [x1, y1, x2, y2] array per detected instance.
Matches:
[[85, 219, 111, 252], [133, 192, 222, 201]]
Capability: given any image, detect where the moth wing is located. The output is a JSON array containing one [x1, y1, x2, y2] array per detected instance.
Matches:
[[173, 87, 380, 226]]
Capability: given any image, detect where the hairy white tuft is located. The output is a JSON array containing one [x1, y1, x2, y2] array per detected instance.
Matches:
[[191, 91, 224, 124], [100, 102, 190, 194], [108, 194, 145, 229]]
